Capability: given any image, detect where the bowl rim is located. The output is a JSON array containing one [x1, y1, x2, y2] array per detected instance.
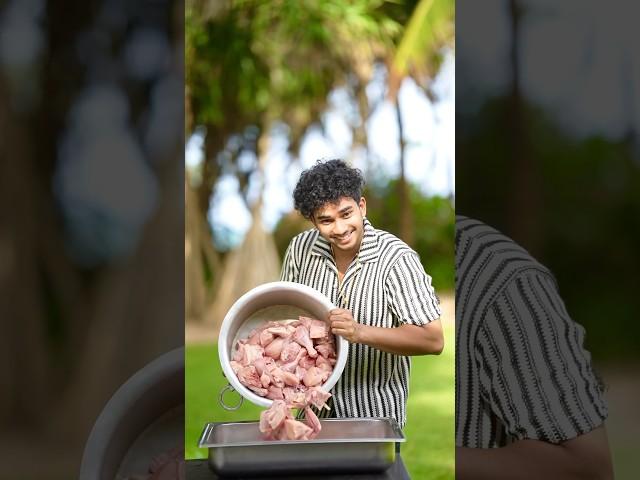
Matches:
[[79, 347, 184, 480], [218, 281, 348, 408]]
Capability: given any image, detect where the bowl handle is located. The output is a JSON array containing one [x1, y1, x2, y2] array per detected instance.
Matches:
[[219, 383, 243, 411]]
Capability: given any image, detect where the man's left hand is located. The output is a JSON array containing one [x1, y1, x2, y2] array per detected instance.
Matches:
[[329, 308, 363, 344]]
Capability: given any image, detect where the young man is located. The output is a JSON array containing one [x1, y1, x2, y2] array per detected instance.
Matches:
[[280, 159, 444, 428]]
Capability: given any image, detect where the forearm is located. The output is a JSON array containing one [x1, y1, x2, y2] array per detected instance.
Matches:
[[357, 322, 443, 356], [456, 427, 613, 480]]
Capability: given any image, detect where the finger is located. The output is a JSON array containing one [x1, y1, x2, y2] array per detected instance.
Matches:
[[331, 328, 351, 337], [329, 315, 349, 324], [331, 319, 353, 329]]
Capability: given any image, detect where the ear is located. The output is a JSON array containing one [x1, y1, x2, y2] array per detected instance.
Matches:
[[358, 197, 367, 217]]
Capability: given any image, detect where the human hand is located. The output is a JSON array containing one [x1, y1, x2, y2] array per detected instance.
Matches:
[[328, 308, 363, 343]]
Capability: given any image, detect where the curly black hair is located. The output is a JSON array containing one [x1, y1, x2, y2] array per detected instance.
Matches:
[[293, 159, 365, 219]]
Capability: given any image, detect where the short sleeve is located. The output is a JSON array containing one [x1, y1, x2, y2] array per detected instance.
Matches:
[[385, 252, 441, 326], [280, 240, 299, 282], [475, 270, 608, 444]]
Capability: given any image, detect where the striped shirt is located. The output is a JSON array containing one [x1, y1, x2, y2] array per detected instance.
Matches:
[[455, 216, 608, 448], [281, 218, 441, 428]]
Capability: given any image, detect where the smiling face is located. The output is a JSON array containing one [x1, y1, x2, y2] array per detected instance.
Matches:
[[312, 196, 367, 259]]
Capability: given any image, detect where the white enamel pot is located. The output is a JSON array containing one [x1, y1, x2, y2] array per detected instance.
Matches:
[[217, 281, 348, 409]]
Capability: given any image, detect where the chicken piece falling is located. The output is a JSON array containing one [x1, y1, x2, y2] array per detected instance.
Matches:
[[258, 389, 331, 441]]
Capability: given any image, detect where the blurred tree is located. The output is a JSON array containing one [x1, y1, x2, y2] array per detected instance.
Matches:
[[388, 0, 454, 246], [457, 93, 640, 360], [186, 0, 402, 324], [0, 0, 184, 464]]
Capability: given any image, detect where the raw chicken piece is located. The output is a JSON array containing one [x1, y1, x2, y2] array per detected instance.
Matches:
[[264, 337, 285, 359], [252, 357, 273, 376], [293, 325, 318, 358], [315, 343, 336, 359], [248, 385, 269, 396], [235, 343, 264, 366], [265, 324, 295, 337], [266, 385, 284, 400], [236, 366, 262, 390], [280, 348, 306, 373], [232, 343, 244, 362], [309, 319, 330, 339], [305, 387, 332, 410], [229, 360, 243, 374], [282, 388, 307, 408], [280, 370, 300, 387], [259, 330, 275, 347], [259, 400, 290, 436], [258, 388, 332, 441], [283, 419, 314, 440], [280, 340, 302, 362], [304, 406, 321, 435], [302, 366, 324, 387], [295, 365, 307, 381], [265, 364, 286, 388], [315, 355, 334, 376], [247, 329, 261, 345], [298, 354, 316, 370]]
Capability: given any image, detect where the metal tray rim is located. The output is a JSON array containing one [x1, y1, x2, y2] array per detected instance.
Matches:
[[198, 417, 405, 448]]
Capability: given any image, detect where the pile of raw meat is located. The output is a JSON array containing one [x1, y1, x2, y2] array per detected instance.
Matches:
[[229, 316, 336, 440]]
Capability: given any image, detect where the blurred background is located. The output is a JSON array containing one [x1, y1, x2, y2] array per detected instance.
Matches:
[[184, 0, 455, 478], [0, 0, 183, 478], [456, 0, 640, 477]]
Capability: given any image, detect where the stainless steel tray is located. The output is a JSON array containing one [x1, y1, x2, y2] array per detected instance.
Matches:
[[198, 417, 405, 476]]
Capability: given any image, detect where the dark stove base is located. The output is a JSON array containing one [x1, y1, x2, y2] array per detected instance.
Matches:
[[186, 456, 411, 480]]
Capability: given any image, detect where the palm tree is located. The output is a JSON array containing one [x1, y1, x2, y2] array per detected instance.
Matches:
[[387, 0, 454, 246]]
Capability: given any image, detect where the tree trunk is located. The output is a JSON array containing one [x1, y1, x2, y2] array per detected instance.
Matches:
[[208, 126, 280, 328], [395, 98, 415, 246], [185, 173, 207, 322], [507, 0, 540, 254], [0, 78, 50, 427], [350, 82, 370, 168]]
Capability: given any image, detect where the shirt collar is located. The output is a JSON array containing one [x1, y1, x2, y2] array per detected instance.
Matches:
[[311, 217, 379, 264]]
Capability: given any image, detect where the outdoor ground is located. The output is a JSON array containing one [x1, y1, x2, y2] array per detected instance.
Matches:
[[185, 294, 455, 479]]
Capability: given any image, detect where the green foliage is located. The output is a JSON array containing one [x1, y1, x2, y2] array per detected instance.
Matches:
[[392, 0, 455, 80], [364, 180, 455, 292], [186, 0, 403, 140], [405, 320, 455, 479], [271, 183, 455, 293], [185, 323, 454, 480], [457, 96, 640, 361], [186, 7, 271, 128]]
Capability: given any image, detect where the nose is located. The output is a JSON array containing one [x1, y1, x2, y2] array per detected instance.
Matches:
[[333, 219, 348, 236]]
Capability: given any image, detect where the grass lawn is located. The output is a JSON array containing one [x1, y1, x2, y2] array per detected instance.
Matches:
[[186, 322, 454, 479]]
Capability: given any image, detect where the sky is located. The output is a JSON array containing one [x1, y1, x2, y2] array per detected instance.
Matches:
[[186, 53, 455, 249]]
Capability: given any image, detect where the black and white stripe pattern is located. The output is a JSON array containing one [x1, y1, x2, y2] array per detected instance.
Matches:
[[455, 216, 608, 448], [281, 218, 441, 428]]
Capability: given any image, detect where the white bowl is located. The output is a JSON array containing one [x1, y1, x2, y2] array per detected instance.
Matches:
[[218, 281, 348, 408], [79, 347, 183, 480]]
